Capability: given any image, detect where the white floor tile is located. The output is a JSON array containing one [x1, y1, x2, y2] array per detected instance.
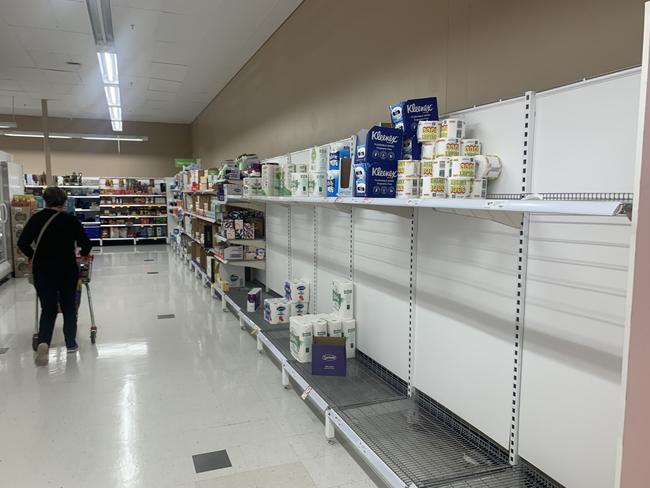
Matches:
[[0, 245, 378, 488]]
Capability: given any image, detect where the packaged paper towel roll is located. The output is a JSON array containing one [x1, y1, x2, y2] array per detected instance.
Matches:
[[341, 319, 356, 358], [435, 138, 460, 157], [243, 177, 262, 197], [291, 301, 309, 316], [310, 146, 328, 173], [440, 119, 465, 139], [290, 172, 309, 196], [332, 280, 354, 319], [261, 163, 279, 196], [471, 178, 487, 198], [473, 155, 502, 180], [397, 160, 419, 177], [447, 177, 473, 199], [420, 160, 433, 177], [326, 315, 343, 337], [397, 176, 420, 199], [461, 139, 482, 156], [421, 142, 435, 160], [432, 157, 451, 178], [290, 316, 313, 363], [280, 162, 295, 196], [295, 163, 308, 174], [450, 157, 478, 178], [313, 318, 328, 338], [308, 172, 327, 197], [421, 176, 447, 199], [417, 120, 439, 142]]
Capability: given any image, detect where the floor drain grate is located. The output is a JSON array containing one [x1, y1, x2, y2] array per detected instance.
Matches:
[[157, 314, 175, 319], [0, 348, 8, 355], [192, 450, 231, 474], [147, 271, 159, 274]]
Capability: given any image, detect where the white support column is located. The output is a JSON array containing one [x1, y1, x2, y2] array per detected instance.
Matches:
[[221, 292, 227, 312], [282, 365, 290, 389], [325, 412, 336, 444], [256, 333, 263, 353]]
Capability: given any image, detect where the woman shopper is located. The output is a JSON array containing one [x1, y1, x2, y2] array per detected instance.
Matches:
[[18, 186, 92, 366]]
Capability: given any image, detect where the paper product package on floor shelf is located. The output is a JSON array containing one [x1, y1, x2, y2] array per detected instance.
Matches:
[[325, 314, 343, 337], [290, 316, 313, 363], [332, 280, 354, 319], [264, 298, 290, 324], [312, 316, 329, 338], [247, 288, 261, 312], [341, 319, 356, 358], [284, 279, 310, 302], [290, 301, 308, 316]]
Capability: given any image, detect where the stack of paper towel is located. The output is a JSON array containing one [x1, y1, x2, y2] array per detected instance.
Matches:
[[289, 312, 356, 363]]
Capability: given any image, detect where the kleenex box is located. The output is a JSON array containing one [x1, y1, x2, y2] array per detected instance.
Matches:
[[389, 97, 439, 137], [355, 126, 403, 164], [353, 160, 398, 198]]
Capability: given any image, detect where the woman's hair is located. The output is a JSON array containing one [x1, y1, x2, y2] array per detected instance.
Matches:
[[43, 187, 68, 208]]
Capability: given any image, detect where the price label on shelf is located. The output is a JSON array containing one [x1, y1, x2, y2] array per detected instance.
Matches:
[[301, 385, 313, 400]]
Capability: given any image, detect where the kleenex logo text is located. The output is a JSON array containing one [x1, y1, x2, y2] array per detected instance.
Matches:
[[371, 131, 398, 144], [407, 103, 433, 114], [371, 167, 397, 178]]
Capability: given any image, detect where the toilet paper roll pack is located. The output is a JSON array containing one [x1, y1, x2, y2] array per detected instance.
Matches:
[[310, 146, 329, 173], [421, 160, 433, 177], [421, 176, 448, 198], [295, 163, 309, 174], [447, 177, 473, 198], [440, 119, 466, 139], [472, 178, 488, 198], [290, 172, 309, 196], [313, 318, 328, 338], [332, 280, 354, 319], [291, 301, 309, 316], [397, 160, 420, 177], [341, 318, 356, 358], [397, 176, 420, 198], [290, 316, 313, 363], [450, 157, 478, 178], [243, 177, 262, 197], [474, 155, 503, 180], [435, 138, 460, 157], [261, 163, 279, 196], [417, 120, 439, 142], [461, 139, 482, 156], [264, 298, 290, 324], [326, 315, 343, 337], [308, 172, 327, 197], [285, 279, 310, 302], [433, 157, 452, 178], [421, 142, 435, 160]]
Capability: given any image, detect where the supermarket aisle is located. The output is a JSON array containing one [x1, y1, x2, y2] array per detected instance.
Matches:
[[0, 245, 378, 488]]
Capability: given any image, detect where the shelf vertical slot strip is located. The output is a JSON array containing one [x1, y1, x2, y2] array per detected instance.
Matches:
[[408, 208, 418, 396], [510, 90, 536, 466]]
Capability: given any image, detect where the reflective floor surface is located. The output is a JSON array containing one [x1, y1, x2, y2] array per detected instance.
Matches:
[[0, 245, 379, 488]]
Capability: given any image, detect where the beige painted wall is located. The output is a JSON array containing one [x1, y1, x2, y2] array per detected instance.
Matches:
[[192, 0, 645, 163], [2, 114, 192, 178]]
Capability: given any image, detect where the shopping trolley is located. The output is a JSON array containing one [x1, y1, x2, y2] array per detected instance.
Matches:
[[31, 255, 98, 351]]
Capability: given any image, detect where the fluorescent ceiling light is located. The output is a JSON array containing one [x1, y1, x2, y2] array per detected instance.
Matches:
[[97, 51, 118, 84], [82, 136, 143, 142], [111, 120, 123, 132], [0, 122, 17, 129], [108, 106, 121, 121], [104, 85, 120, 106], [2, 131, 71, 139]]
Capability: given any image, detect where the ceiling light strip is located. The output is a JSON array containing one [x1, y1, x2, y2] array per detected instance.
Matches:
[[0, 130, 146, 142]]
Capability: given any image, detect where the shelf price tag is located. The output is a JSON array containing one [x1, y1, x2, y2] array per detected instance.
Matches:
[[301, 385, 313, 400]]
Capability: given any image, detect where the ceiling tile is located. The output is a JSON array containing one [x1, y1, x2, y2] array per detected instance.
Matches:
[[0, 0, 58, 29], [148, 78, 181, 92], [144, 89, 176, 102], [149, 62, 187, 82], [152, 41, 195, 65], [51, 0, 93, 34], [42, 69, 83, 85], [16, 28, 94, 56], [156, 11, 210, 44]]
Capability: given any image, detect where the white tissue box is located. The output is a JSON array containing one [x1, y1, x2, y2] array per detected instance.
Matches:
[[332, 280, 354, 319]]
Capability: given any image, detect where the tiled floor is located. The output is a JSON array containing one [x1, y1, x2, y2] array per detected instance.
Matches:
[[0, 245, 380, 488]]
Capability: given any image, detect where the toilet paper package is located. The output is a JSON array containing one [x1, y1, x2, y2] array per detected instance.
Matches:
[[290, 316, 313, 363], [309, 146, 329, 173], [291, 301, 309, 316], [389, 97, 439, 137], [471, 178, 488, 198], [327, 170, 339, 197], [247, 288, 262, 312], [421, 176, 447, 199], [474, 155, 503, 180], [280, 162, 295, 196], [326, 315, 343, 337], [353, 161, 398, 198], [440, 119, 466, 139], [290, 173, 309, 196], [417, 120, 439, 142], [397, 176, 420, 198], [397, 160, 420, 177], [308, 172, 327, 197], [435, 138, 461, 157], [243, 177, 263, 197], [341, 319, 357, 358], [450, 157, 478, 178], [421, 142, 435, 160], [312, 318, 329, 338], [447, 177, 473, 199], [261, 163, 280, 196], [461, 139, 482, 156], [332, 280, 354, 318], [284, 279, 310, 302], [433, 157, 452, 178], [264, 298, 290, 324], [421, 160, 433, 177]]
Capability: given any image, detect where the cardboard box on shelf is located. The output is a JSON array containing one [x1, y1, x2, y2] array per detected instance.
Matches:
[[312, 337, 347, 376]]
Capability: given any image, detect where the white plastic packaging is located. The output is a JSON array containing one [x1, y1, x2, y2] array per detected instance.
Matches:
[[416, 120, 439, 142], [290, 172, 309, 196], [440, 119, 465, 139], [396, 176, 420, 198], [332, 280, 354, 319], [449, 157, 478, 178], [435, 138, 460, 157], [473, 155, 503, 180], [421, 176, 447, 199], [397, 160, 420, 177], [447, 177, 473, 199], [290, 316, 313, 363], [341, 318, 357, 358], [461, 139, 482, 156], [308, 172, 327, 197]]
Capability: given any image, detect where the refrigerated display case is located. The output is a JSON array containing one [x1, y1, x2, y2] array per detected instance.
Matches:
[[0, 153, 23, 282]]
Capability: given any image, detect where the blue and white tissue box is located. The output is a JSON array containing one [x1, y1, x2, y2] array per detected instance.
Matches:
[[401, 136, 422, 161], [353, 160, 398, 198], [389, 97, 439, 137], [354, 126, 403, 164]]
